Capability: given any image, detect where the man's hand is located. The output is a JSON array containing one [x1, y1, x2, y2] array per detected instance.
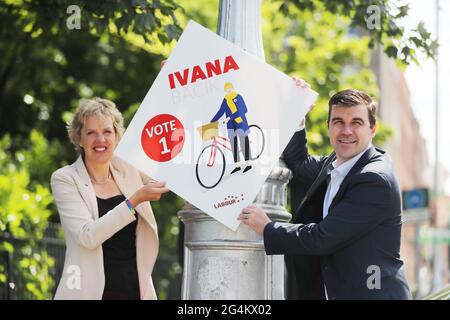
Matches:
[[238, 205, 271, 236], [292, 75, 315, 128]]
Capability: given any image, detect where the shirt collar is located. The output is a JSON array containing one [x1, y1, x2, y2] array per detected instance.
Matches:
[[331, 143, 372, 178]]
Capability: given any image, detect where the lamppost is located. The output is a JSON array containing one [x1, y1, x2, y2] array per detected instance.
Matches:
[[177, 0, 292, 299]]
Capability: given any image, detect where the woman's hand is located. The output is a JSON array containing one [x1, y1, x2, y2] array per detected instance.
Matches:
[[128, 181, 170, 207]]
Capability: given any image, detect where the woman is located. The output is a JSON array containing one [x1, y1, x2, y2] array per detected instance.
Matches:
[[51, 97, 169, 300]]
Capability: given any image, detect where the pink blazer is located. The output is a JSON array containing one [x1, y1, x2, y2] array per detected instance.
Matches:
[[50, 156, 158, 300]]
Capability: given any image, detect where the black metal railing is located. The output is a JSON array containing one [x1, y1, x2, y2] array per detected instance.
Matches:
[[0, 222, 65, 300]]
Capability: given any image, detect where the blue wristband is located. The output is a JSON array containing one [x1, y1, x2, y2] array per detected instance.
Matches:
[[125, 198, 136, 215]]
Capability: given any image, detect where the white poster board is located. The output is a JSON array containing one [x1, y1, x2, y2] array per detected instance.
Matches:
[[115, 20, 318, 231]]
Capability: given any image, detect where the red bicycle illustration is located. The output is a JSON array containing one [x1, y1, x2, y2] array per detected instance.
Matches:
[[195, 121, 265, 189]]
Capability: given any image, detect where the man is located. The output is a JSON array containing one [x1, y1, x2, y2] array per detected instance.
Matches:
[[211, 82, 252, 174], [239, 78, 412, 300]]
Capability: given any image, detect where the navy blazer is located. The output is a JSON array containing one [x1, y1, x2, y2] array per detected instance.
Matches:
[[210, 94, 250, 132], [264, 130, 412, 300]]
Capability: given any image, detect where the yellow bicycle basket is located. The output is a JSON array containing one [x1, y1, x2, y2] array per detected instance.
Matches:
[[197, 121, 219, 141]]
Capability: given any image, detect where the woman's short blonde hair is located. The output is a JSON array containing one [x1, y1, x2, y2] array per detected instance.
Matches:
[[67, 97, 125, 154]]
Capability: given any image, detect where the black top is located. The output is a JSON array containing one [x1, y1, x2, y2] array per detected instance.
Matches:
[[97, 194, 140, 300]]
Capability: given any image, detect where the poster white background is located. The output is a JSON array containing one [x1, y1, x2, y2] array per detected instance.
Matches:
[[115, 20, 317, 230]]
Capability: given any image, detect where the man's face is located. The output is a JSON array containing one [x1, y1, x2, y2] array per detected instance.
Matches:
[[328, 104, 376, 165]]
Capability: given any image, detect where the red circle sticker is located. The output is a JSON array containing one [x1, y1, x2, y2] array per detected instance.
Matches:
[[141, 114, 185, 162]]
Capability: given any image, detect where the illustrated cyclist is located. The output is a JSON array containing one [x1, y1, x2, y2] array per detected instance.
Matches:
[[210, 82, 252, 174]]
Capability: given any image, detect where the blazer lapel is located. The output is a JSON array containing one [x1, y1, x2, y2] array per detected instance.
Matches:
[[328, 146, 380, 210], [73, 156, 99, 219], [303, 153, 336, 201], [109, 163, 132, 199], [292, 153, 336, 222]]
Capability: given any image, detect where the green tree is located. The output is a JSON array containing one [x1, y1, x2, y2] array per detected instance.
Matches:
[[277, 0, 438, 65], [262, 1, 393, 155], [0, 131, 55, 299], [0, 0, 182, 145], [0, 0, 186, 299]]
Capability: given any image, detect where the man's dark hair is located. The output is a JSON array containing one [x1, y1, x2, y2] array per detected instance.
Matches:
[[328, 89, 377, 128]]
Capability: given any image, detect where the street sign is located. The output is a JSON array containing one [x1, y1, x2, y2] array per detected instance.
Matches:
[[402, 188, 429, 210]]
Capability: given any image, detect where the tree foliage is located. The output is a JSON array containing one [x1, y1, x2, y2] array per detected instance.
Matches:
[[0, 0, 184, 300], [276, 0, 438, 65], [1, 0, 182, 42], [262, 1, 393, 155], [0, 131, 55, 299], [0, 0, 181, 144]]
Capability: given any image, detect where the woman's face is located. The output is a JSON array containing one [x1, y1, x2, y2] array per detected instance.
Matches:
[[79, 115, 116, 165]]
